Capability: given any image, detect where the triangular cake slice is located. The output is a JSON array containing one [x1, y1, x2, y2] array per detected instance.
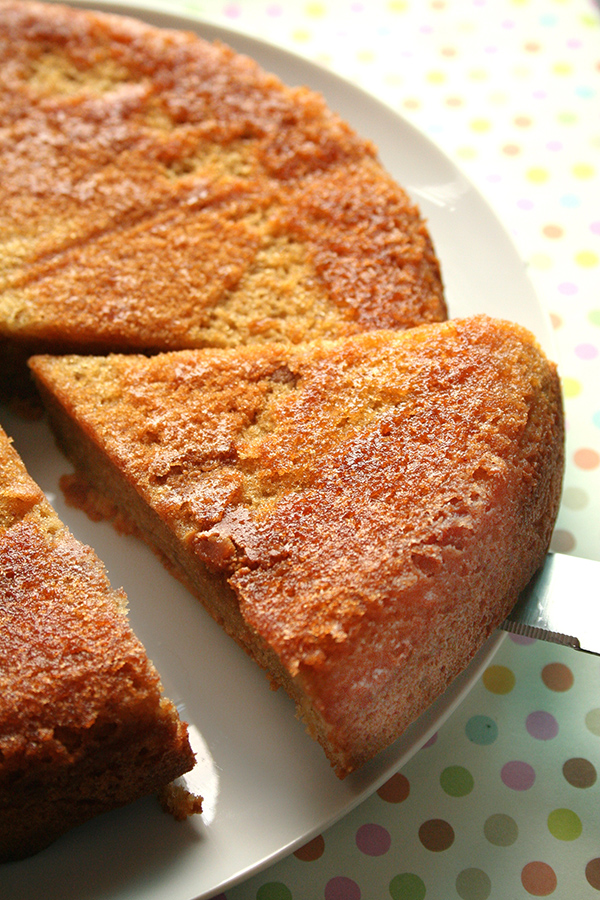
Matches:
[[0, 425, 202, 862], [0, 0, 445, 400], [29, 316, 564, 777]]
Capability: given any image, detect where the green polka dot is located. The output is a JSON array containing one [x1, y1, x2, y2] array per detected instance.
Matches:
[[558, 111, 578, 125], [456, 868, 492, 900], [468, 68, 488, 81], [484, 813, 519, 846], [527, 167, 549, 184], [589, 309, 600, 327], [389, 873, 426, 900], [256, 884, 292, 900], [466, 714, 498, 745], [562, 486, 589, 510], [441, 765, 475, 797], [482, 665, 516, 694], [585, 708, 600, 736], [547, 808, 583, 841], [561, 376, 582, 399]]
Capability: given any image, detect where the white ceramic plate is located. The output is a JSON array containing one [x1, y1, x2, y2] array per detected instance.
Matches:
[[2, 5, 551, 899]]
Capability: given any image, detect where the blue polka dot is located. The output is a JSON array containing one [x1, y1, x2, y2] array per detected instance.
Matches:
[[576, 86, 595, 100], [592, 410, 600, 430], [466, 714, 499, 745], [539, 14, 557, 25], [560, 194, 581, 208]]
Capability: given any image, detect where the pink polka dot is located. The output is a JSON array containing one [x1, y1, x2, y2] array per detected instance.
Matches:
[[223, 4, 241, 17], [356, 823, 392, 856], [501, 761, 536, 791], [575, 343, 598, 360], [558, 282, 578, 295], [325, 877, 361, 900], [546, 141, 563, 151], [518, 199, 534, 210], [267, 5, 283, 15], [526, 711, 559, 740], [422, 732, 438, 749], [509, 633, 536, 646], [591, 222, 600, 235]]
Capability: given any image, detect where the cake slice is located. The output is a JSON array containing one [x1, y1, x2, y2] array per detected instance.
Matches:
[[0, 425, 202, 863], [29, 316, 564, 777], [0, 0, 445, 400]]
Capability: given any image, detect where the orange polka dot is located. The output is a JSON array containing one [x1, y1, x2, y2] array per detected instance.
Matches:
[[378, 772, 410, 803], [525, 41, 541, 53], [515, 115, 532, 127], [521, 861, 557, 895], [542, 662, 574, 692], [446, 96, 463, 107], [550, 313, 562, 329], [294, 834, 325, 861], [503, 144, 521, 156], [574, 448, 600, 470], [543, 225, 563, 239]]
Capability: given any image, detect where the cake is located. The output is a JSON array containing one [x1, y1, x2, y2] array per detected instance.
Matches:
[[0, 0, 446, 401], [29, 315, 565, 777], [0, 424, 202, 863]]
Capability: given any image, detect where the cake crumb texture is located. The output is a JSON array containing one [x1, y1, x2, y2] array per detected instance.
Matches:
[[29, 315, 564, 776], [0, 425, 201, 862], [0, 0, 445, 400]]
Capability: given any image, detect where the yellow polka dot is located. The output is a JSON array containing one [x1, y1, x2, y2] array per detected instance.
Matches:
[[483, 665, 516, 695], [292, 28, 311, 43], [357, 49, 375, 64], [456, 146, 477, 160], [527, 167, 549, 184], [468, 68, 488, 81], [573, 163, 595, 179], [561, 376, 582, 399], [470, 119, 491, 133], [305, 1, 325, 16], [553, 62, 573, 76], [426, 70, 446, 84], [385, 73, 403, 88], [575, 250, 599, 267], [529, 253, 553, 270], [387, 0, 408, 11], [490, 91, 508, 105]]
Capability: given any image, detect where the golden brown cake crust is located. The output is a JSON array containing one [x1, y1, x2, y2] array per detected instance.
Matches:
[[29, 315, 565, 776], [0, 0, 445, 399], [0, 426, 199, 862]]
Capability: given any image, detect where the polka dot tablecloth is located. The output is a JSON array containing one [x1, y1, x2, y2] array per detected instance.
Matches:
[[64, 1, 600, 898], [152, 1, 598, 898]]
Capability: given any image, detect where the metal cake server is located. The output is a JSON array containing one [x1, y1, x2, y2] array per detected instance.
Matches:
[[502, 552, 600, 655]]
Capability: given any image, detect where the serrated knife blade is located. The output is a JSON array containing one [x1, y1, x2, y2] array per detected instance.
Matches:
[[501, 552, 600, 655]]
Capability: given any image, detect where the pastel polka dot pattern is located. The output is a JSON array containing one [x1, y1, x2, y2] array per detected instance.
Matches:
[[158, 2, 600, 898]]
